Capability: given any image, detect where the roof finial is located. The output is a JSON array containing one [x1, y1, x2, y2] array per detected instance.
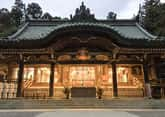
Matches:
[[72, 1, 95, 21], [82, 1, 84, 6]]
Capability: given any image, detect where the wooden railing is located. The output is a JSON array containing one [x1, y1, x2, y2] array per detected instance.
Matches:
[[103, 87, 144, 97], [23, 88, 49, 99], [118, 88, 144, 97], [24, 79, 33, 88], [0, 80, 17, 99]]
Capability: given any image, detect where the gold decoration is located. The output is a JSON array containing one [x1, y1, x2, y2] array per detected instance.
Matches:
[[95, 55, 109, 61], [76, 48, 90, 60], [58, 55, 72, 61]]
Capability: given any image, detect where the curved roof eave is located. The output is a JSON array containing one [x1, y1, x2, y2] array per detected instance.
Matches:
[[40, 22, 134, 45], [135, 23, 157, 40], [8, 22, 29, 40]]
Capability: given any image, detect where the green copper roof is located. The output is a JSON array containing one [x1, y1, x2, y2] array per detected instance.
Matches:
[[7, 20, 157, 41], [13, 25, 57, 40], [0, 2, 165, 49], [113, 25, 152, 39], [0, 20, 165, 49]]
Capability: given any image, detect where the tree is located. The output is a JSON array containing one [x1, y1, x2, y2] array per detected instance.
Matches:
[[11, 6, 23, 26], [142, 0, 165, 36], [154, 3, 165, 36], [107, 12, 117, 20], [54, 16, 61, 20], [42, 12, 52, 20], [26, 3, 43, 19], [15, 0, 25, 9], [0, 8, 11, 26], [0, 8, 18, 37], [143, 0, 160, 33], [0, 0, 24, 37], [10, 0, 25, 26]]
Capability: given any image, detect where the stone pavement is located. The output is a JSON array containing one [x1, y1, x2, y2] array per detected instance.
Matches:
[[0, 109, 165, 117]]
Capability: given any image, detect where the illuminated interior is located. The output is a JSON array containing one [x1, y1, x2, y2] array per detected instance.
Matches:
[[117, 67, 128, 83], [69, 66, 95, 87], [24, 67, 50, 83], [24, 68, 34, 80], [116, 65, 144, 88], [10, 64, 144, 91]]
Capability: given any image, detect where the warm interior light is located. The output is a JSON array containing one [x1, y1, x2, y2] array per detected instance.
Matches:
[[69, 66, 95, 87], [108, 68, 112, 83], [76, 49, 90, 61], [38, 67, 50, 82], [117, 67, 128, 83], [24, 68, 34, 80], [23, 67, 50, 83], [78, 55, 89, 60], [108, 67, 129, 83]]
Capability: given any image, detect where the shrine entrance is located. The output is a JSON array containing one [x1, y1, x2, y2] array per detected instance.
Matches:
[[56, 64, 144, 98], [69, 66, 96, 87], [3, 63, 145, 99], [69, 65, 96, 97]]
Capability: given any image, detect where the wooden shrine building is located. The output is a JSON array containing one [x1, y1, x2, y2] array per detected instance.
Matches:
[[0, 2, 165, 99]]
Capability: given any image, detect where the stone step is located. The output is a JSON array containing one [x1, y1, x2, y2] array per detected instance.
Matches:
[[1, 98, 165, 109], [1, 105, 165, 109]]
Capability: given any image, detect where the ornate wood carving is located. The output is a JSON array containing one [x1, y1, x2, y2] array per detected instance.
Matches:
[[57, 55, 72, 61], [95, 55, 109, 61]]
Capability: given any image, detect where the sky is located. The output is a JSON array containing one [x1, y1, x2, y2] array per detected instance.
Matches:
[[0, 0, 165, 19]]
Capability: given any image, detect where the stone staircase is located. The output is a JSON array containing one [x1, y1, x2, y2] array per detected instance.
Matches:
[[0, 98, 165, 109]]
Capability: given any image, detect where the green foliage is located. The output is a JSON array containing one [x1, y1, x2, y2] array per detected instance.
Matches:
[[53, 16, 62, 20], [0, 25, 17, 37], [27, 2, 43, 19], [143, 0, 165, 36], [42, 12, 52, 20], [0, 0, 25, 37], [154, 3, 165, 36], [107, 12, 117, 20], [10, 0, 24, 27], [15, 0, 25, 9], [0, 8, 17, 37], [0, 8, 11, 26], [0, 0, 50, 37], [11, 6, 23, 26]]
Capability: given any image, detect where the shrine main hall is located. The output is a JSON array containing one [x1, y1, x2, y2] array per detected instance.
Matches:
[[0, 3, 165, 99]]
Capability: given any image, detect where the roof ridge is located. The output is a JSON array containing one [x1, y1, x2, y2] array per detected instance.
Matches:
[[52, 22, 115, 31]]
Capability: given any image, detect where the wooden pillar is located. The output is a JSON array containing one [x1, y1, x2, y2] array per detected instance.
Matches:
[[112, 62, 118, 97], [143, 57, 152, 98], [49, 63, 55, 97], [8, 65, 14, 81], [33, 67, 38, 83], [16, 55, 24, 97]]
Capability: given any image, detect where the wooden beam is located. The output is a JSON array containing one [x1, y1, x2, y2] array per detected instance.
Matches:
[[112, 62, 118, 97]]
